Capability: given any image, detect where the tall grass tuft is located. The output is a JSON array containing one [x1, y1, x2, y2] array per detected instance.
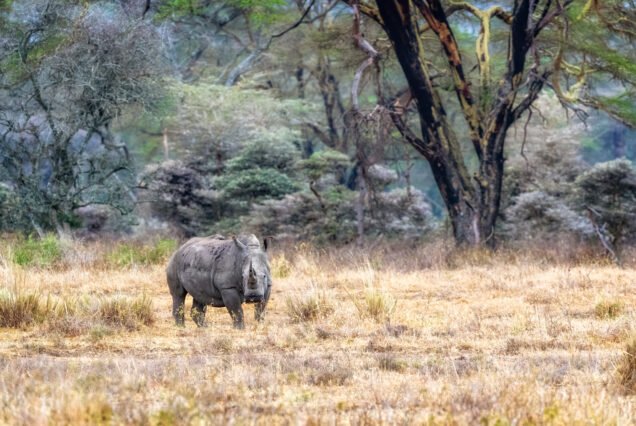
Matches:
[[286, 284, 334, 323], [0, 288, 53, 328], [270, 253, 292, 279], [355, 288, 397, 322], [617, 337, 636, 394], [97, 295, 155, 329], [595, 300, 624, 319], [349, 261, 397, 322]]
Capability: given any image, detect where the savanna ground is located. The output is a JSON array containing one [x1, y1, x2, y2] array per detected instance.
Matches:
[[1, 237, 636, 425]]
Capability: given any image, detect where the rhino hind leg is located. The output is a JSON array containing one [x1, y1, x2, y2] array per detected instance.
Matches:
[[191, 299, 208, 327], [171, 291, 186, 327]]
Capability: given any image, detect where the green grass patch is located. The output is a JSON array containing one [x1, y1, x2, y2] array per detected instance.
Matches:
[[12, 235, 62, 267], [106, 238, 177, 267]]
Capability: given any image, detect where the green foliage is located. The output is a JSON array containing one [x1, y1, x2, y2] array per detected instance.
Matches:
[[247, 188, 357, 244], [164, 81, 311, 160], [216, 137, 302, 206], [0, 1, 160, 235], [157, 0, 286, 26], [12, 235, 62, 268], [156, 0, 206, 19], [597, 94, 636, 128], [106, 239, 177, 268], [227, 139, 299, 172], [226, 0, 287, 26], [217, 168, 298, 200], [299, 150, 351, 181]]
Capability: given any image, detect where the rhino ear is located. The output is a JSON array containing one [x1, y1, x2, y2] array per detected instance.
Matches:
[[233, 236, 247, 250]]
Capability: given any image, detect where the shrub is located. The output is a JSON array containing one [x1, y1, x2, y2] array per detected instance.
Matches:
[[247, 186, 436, 244], [216, 168, 298, 200], [12, 235, 62, 267], [504, 191, 594, 241], [226, 139, 299, 173], [574, 159, 636, 249], [139, 160, 220, 236]]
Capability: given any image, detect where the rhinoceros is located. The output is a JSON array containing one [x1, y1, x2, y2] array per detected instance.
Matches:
[[166, 234, 272, 329]]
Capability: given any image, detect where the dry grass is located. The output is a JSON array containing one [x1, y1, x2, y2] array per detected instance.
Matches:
[[0, 240, 635, 424], [286, 283, 334, 322], [617, 337, 636, 394]]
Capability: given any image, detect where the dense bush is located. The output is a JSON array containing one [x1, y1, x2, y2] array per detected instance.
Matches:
[[574, 159, 636, 248], [216, 168, 298, 200], [247, 188, 357, 244], [247, 186, 435, 244], [139, 160, 220, 236], [504, 191, 593, 240]]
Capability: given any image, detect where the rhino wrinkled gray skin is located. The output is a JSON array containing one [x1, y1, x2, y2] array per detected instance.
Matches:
[[166, 234, 272, 329]]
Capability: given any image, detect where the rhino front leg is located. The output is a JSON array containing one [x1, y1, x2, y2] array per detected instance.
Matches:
[[255, 285, 271, 322], [221, 289, 244, 329], [191, 299, 208, 327]]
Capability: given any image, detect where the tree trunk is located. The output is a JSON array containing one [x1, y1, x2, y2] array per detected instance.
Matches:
[[372, 0, 543, 247], [428, 149, 503, 247]]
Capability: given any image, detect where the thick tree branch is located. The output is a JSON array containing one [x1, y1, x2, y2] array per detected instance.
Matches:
[[350, 1, 379, 112], [271, 0, 316, 39], [413, 0, 483, 157], [512, 69, 551, 121], [340, 0, 383, 27]]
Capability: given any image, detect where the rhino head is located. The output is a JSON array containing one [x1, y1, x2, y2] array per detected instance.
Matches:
[[234, 235, 271, 303]]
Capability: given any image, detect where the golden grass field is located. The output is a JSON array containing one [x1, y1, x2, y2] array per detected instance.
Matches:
[[0, 239, 635, 425]]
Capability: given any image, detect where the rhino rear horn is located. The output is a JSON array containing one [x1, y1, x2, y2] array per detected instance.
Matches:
[[233, 236, 247, 250]]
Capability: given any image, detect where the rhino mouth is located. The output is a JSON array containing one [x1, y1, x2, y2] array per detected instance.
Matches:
[[244, 296, 264, 304]]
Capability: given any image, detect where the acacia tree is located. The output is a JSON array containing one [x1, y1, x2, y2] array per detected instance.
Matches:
[[345, 0, 635, 246]]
